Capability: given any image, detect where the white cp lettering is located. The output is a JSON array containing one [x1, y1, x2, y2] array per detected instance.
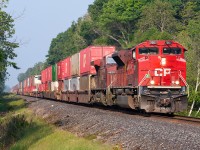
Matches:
[[155, 68, 171, 76]]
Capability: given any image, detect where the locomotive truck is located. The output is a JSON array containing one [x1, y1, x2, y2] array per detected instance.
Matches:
[[13, 40, 188, 114]]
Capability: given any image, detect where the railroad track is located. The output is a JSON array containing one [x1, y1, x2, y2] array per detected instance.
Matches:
[[147, 113, 200, 126], [172, 115, 200, 123], [20, 95, 200, 126]]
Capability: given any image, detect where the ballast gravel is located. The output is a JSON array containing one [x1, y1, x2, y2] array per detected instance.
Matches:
[[25, 97, 200, 150]]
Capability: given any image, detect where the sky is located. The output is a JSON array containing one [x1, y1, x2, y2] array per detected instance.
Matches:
[[5, 0, 95, 87]]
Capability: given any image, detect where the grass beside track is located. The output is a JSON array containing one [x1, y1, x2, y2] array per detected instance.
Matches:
[[176, 109, 200, 118], [0, 93, 112, 150]]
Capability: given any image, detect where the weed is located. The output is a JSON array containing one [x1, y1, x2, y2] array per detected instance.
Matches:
[[0, 114, 31, 149]]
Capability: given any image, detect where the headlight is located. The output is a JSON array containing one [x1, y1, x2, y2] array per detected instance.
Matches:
[[175, 80, 180, 85], [161, 58, 166, 66], [150, 80, 155, 85]]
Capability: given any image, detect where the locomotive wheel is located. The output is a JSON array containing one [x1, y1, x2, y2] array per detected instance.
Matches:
[[167, 113, 174, 117], [140, 109, 151, 117]]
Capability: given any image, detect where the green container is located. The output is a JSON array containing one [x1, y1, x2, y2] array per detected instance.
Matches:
[[52, 64, 57, 81]]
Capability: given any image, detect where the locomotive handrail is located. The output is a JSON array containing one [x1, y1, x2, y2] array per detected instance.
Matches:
[[138, 71, 151, 96], [179, 70, 189, 97], [138, 70, 150, 86], [107, 78, 116, 89]]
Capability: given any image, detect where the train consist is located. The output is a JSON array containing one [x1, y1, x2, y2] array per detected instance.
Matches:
[[12, 40, 188, 114]]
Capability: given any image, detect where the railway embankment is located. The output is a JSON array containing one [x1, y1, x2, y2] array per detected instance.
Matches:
[[23, 96, 200, 150], [0, 94, 112, 150]]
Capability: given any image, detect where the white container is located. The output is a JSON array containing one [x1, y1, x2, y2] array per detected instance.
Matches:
[[70, 77, 80, 91], [71, 53, 80, 76], [34, 75, 41, 85], [27, 78, 30, 87], [64, 79, 71, 92], [51, 81, 58, 91]]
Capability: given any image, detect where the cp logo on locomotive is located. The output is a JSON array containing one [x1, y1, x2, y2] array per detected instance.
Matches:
[[154, 68, 171, 76]]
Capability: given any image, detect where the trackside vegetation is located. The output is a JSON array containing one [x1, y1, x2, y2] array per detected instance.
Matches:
[[0, 0, 19, 94], [0, 94, 112, 150]]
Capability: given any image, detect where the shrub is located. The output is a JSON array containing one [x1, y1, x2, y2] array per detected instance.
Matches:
[[0, 114, 31, 149]]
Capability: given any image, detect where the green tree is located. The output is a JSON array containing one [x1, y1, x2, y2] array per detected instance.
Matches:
[[177, 17, 200, 115], [78, 14, 98, 46], [17, 73, 26, 83], [180, 1, 200, 26], [98, 0, 147, 48], [88, 0, 109, 22], [0, 0, 19, 93], [136, 0, 179, 42]]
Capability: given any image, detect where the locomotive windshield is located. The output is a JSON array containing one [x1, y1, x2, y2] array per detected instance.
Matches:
[[163, 48, 181, 54], [139, 47, 158, 55], [106, 57, 116, 64]]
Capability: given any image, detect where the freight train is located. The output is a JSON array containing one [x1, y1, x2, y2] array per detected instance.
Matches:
[[12, 40, 188, 114]]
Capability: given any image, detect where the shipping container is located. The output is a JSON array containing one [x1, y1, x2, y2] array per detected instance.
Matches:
[[64, 79, 70, 92], [41, 69, 47, 83], [52, 64, 57, 81], [57, 61, 62, 80], [79, 75, 96, 91], [47, 66, 52, 82], [29, 75, 41, 87], [22, 82, 24, 94], [38, 84, 44, 92], [57, 61, 61, 80], [63, 57, 71, 79], [30, 86, 37, 92], [51, 81, 58, 91], [34, 75, 42, 85], [80, 46, 116, 75], [45, 68, 48, 82], [57, 60, 66, 80], [70, 77, 80, 91], [61, 61, 65, 79], [102, 46, 115, 57], [18, 82, 23, 94], [42, 68, 49, 83], [23, 79, 27, 88], [29, 76, 33, 87], [27, 77, 30, 87], [71, 53, 80, 76]]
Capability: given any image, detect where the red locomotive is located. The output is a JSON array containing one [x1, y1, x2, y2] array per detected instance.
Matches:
[[13, 40, 188, 114]]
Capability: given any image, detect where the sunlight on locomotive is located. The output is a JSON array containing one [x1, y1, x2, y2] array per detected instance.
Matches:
[[161, 57, 166, 66], [165, 41, 172, 45], [149, 40, 157, 45]]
